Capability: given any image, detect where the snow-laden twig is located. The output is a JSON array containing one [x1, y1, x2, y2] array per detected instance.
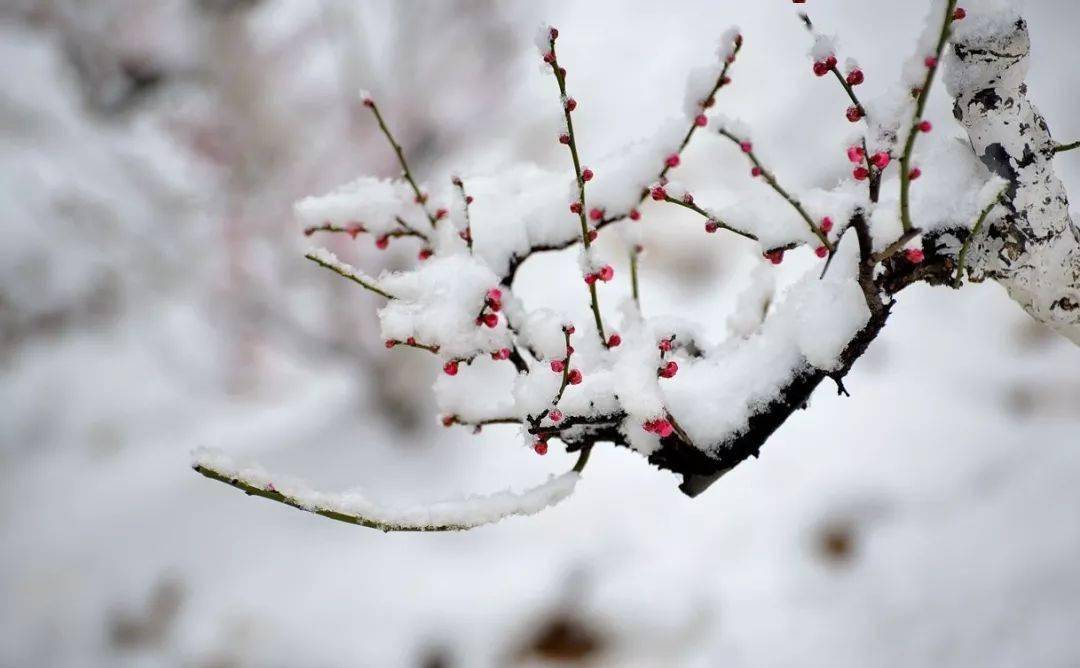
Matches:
[[192, 447, 586, 532], [899, 0, 960, 233], [304, 248, 394, 299]]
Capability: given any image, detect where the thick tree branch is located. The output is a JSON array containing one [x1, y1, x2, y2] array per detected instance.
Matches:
[[947, 17, 1080, 344]]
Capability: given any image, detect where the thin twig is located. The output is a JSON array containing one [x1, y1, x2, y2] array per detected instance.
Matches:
[[452, 177, 475, 251], [304, 250, 394, 299], [1053, 140, 1080, 155], [546, 32, 607, 344], [661, 194, 757, 240], [954, 190, 1006, 285], [716, 128, 831, 248], [363, 99, 438, 229], [899, 0, 960, 232]]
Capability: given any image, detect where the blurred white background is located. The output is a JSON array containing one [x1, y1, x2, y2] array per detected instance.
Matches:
[[2, 1, 1079, 666]]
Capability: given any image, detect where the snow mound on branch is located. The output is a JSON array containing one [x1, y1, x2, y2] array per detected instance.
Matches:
[[664, 236, 870, 448], [434, 357, 518, 423], [378, 255, 511, 359], [680, 26, 740, 121], [708, 186, 862, 252], [192, 448, 579, 531], [868, 138, 1004, 252], [294, 176, 423, 236], [588, 120, 685, 217], [452, 165, 577, 277]]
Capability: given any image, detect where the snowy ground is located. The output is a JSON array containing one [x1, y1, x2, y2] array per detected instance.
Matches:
[[3, 1, 1080, 666]]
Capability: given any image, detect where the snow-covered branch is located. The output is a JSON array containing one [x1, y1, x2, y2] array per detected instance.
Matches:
[[945, 13, 1080, 344], [192, 447, 585, 531], [194, 3, 1078, 523]]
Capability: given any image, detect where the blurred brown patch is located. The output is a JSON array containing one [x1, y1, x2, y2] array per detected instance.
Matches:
[[1013, 318, 1057, 351], [816, 521, 857, 565], [515, 613, 606, 664], [108, 577, 184, 650]]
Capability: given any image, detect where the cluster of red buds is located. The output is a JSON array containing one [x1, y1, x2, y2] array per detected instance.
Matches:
[[847, 143, 893, 181], [812, 54, 837, 77], [474, 288, 503, 329], [584, 265, 615, 285], [549, 325, 583, 385]]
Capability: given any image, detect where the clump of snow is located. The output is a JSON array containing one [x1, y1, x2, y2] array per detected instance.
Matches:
[[192, 448, 579, 531], [434, 357, 518, 423], [727, 261, 777, 339], [718, 26, 741, 58], [944, 3, 1029, 97], [664, 235, 870, 448], [589, 121, 685, 215], [378, 255, 511, 359], [809, 34, 837, 62], [533, 23, 555, 54], [454, 164, 578, 277], [294, 177, 420, 237]]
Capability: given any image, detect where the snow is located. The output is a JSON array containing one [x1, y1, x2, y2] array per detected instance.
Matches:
[[664, 235, 870, 447], [810, 34, 837, 62], [192, 448, 580, 530], [378, 255, 512, 359], [588, 120, 685, 214], [293, 177, 421, 237]]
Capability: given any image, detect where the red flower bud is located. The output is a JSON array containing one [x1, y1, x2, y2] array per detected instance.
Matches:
[[581, 168, 594, 182], [821, 217, 834, 233], [607, 333, 621, 347], [665, 153, 681, 168], [589, 207, 604, 221], [694, 114, 708, 127], [629, 208, 641, 221], [953, 7, 966, 20], [534, 440, 548, 455], [659, 361, 679, 379], [598, 265, 614, 282], [558, 133, 570, 145], [815, 245, 828, 258], [550, 359, 565, 373], [853, 166, 870, 180], [740, 141, 752, 153], [918, 120, 933, 133], [549, 409, 563, 423], [567, 369, 583, 385], [905, 248, 925, 264], [443, 360, 459, 376], [909, 167, 922, 180], [846, 69, 864, 86], [846, 105, 863, 122], [650, 186, 667, 201]]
